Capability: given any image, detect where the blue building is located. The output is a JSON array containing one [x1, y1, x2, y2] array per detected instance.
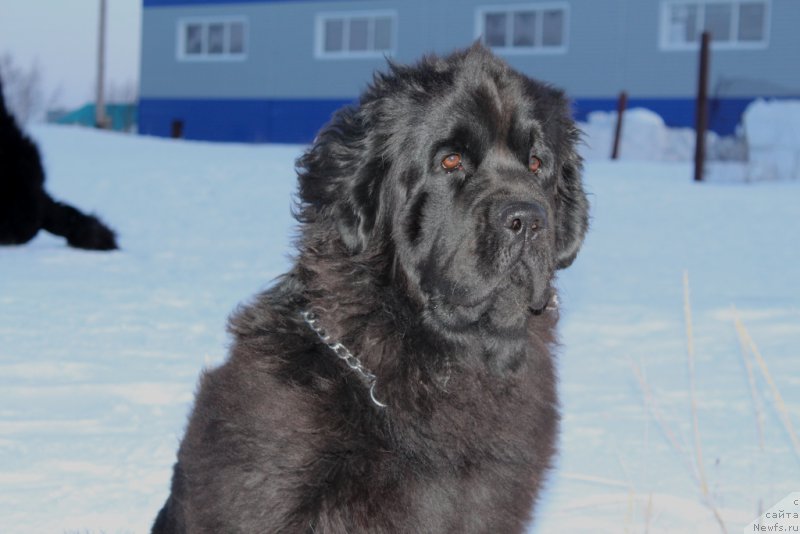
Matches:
[[139, 0, 800, 142]]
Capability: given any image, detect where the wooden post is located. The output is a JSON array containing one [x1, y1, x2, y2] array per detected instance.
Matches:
[[611, 91, 628, 160], [694, 31, 711, 182]]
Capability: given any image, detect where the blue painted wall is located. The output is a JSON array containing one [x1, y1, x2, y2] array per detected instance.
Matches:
[[144, 0, 363, 5], [139, 95, 764, 143], [140, 0, 800, 143], [138, 97, 351, 142]]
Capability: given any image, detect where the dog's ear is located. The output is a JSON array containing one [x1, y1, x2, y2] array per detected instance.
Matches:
[[296, 105, 386, 254], [554, 131, 589, 269], [332, 154, 387, 254]]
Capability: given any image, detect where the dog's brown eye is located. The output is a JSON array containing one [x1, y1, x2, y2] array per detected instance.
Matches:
[[529, 156, 542, 173], [442, 153, 463, 171]]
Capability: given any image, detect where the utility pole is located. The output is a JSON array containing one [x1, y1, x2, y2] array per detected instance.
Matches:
[[95, 0, 108, 129]]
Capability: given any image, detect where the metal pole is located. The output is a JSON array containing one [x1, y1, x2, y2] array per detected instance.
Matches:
[[95, 0, 107, 128], [694, 31, 711, 182], [611, 90, 628, 160]]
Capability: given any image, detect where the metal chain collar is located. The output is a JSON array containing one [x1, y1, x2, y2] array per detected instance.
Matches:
[[301, 297, 558, 409], [300, 310, 387, 408]]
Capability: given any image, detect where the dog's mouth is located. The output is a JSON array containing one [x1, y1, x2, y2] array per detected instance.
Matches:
[[529, 289, 558, 315], [415, 219, 557, 328], [507, 261, 555, 312], [422, 255, 555, 330]]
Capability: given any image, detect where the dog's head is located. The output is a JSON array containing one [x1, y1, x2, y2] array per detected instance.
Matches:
[[298, 45, 588, 331]]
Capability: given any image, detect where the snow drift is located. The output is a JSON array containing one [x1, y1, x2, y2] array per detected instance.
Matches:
[[0, 118, 797, 533], [579, 100, 800, 183]]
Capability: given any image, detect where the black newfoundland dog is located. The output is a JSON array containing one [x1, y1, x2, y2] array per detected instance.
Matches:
[[154, 45, 588, 533], [0, 77, 117, 250]]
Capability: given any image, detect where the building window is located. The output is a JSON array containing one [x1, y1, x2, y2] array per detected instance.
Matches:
[[177, 17, 248, 60], [660, 1, 769, 49], [476, 4, 568, 53], [315, 11, 397, 58]]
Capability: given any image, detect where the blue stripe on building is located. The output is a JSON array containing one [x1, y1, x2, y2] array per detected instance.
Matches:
[[140, 96, 769, 144], [139, 98, 354, 143], [143, 0, 365, 6]]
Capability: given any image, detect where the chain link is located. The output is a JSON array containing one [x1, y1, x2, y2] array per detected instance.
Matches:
[[301, 310, 387, 408]]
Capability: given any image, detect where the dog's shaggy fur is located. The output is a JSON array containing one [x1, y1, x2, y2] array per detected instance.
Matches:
[[0, 78, 118, 250], [153, 45, 588, 533]]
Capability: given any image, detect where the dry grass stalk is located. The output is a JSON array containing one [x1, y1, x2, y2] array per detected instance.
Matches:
[[630, 361, 695, 478], [733, 309, 800, 460], [731, 305, 766, 450], [644, 492, 653, 534], [612, 448, 636, 534], [631, 358, 732, 531], [683, 271, 728, 533], [561, 472, 629, 488], [683, 271, 710, 497]]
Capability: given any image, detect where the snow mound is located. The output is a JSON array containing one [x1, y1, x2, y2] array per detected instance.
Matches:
[[744, 99, 800, 181], [578, 108, 736, 163], [579, 101, 800, 182]]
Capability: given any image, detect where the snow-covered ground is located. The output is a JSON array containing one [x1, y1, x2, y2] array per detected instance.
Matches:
[[1, 120, 798, 533]]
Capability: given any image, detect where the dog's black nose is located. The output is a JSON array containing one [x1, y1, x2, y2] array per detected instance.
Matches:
[[499, 201, 547, 237]]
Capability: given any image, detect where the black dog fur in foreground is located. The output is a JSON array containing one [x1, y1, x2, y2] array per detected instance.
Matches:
[[153, 45, 589, 533], [0, 78, 118, 250]]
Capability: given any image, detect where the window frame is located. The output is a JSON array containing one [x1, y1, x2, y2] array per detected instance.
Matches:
[[475, 3, 570, 55], [176, 16, 249, 62], [314, 10, 398, 60], [659, 0, 770, 51]]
